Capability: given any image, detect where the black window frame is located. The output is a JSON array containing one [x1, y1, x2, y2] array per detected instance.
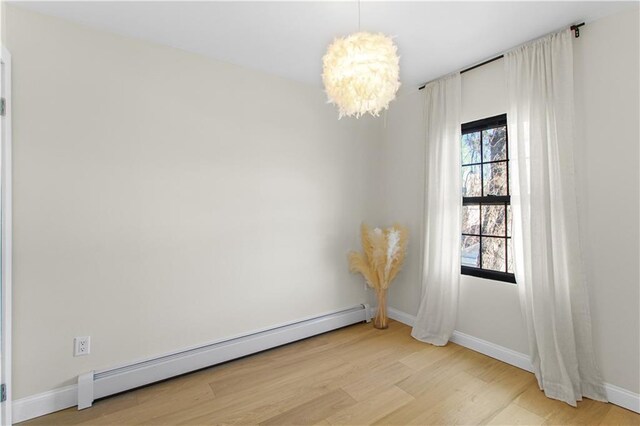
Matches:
[[460, 114, 516, 284]]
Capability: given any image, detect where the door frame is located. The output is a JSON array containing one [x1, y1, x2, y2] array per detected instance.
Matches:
[[0, 45, 13, 426]]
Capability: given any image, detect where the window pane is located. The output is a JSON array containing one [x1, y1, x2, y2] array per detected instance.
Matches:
[[507, 239, 514, 274], [481, 237, 506, 272], [481, 204, 506, 236], [483, 162, 508, 196], [462, 165, 482, 197], [462, 205, 480, 235], [462, 132, 481, 165], [507, 205, 512, 237], [482, 126, 507, 161], [461, 236, 480, 267]]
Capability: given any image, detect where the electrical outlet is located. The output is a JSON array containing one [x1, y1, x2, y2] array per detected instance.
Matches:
[[74, 336, 90, 357]]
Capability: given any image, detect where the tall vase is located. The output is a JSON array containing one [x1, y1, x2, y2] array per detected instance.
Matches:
[[374, 288, 389, 329]]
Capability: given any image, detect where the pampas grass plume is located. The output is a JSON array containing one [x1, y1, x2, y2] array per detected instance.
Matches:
[[348, 223, 408, 292]]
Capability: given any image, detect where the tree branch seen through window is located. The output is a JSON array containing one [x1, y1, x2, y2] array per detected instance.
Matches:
[[460, 114, 516, 284]]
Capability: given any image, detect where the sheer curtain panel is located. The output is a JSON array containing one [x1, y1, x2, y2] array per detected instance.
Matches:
[[411, 73, 462, 346], [505, 29, 607, 406]]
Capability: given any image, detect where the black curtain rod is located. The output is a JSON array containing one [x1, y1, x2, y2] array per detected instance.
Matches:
[[418, 22, 585, 90], [417, 55, 503, 90], [460, 55, 504, 75]]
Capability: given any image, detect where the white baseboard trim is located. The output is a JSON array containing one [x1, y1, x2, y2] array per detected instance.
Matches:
[[386, 307, 639, 414], [450, 330, 534, 373], [604, 383, 640, 414], [13, 304, 370, 423], [387, 307, 417, 327], [12, 385, 77, 424]]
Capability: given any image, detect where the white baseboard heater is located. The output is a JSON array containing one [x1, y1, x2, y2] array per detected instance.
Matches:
[[77, 304, 371, 409]]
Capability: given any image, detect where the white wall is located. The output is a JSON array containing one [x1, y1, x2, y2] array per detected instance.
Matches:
[[4, 5, 382, 399], [572, 7, 640, 394], [457, 59, 530, 355], [382, 6, 639, 394], [378, 91, 424, 317]]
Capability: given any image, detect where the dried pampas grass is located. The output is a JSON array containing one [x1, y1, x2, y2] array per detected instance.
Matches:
[[348, 251, 378, 289], [348, 223, 408, 328]]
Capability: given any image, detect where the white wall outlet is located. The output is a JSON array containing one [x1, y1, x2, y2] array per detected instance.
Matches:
[[74, 336, 91, 357]]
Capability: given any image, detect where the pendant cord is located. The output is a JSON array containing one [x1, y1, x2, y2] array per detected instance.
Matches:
[[358, 0, 361, 31]]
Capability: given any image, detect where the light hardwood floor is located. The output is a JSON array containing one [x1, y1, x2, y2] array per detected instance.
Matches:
[[23, 320, 639, 425]]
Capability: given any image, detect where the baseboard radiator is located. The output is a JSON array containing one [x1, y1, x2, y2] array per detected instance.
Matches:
[[78, 304, 371, 409]]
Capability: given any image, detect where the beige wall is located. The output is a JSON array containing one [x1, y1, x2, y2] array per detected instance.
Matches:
[[5, 5, 383, 399], [382, 7, 640, 393]]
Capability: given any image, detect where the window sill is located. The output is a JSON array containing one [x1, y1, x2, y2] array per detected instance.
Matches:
[[461, 266, 516, 284]]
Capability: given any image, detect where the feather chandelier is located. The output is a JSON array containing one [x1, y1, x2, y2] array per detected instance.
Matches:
[[321, 3, 400, 119], [322, 33, 400, 118]]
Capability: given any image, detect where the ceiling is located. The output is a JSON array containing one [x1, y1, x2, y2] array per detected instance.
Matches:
[[13, 1, 635, 88]]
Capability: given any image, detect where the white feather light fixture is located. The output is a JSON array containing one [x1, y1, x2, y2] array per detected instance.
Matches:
[[322, 32, 401, 119]]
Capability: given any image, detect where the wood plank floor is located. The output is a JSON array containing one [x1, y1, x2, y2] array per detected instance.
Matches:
[[23, 320, 640, 425]]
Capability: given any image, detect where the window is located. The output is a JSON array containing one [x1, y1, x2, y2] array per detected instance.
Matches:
[[460, 114, 515, 283]]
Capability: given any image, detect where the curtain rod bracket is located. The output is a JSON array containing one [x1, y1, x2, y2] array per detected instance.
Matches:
[[571, 22, 585, 38]]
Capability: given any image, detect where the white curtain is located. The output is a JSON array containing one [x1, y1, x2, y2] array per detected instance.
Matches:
[[506, 29, 607, 406], [411, 73, 461, 346]]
